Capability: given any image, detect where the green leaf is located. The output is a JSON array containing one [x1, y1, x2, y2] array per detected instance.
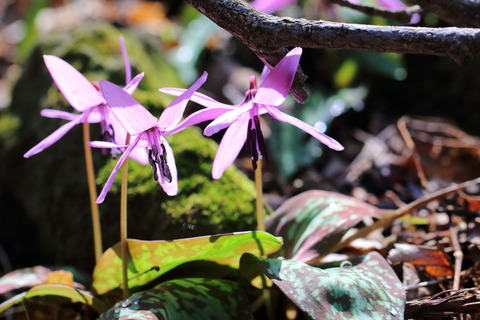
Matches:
[[99, 278, 253, 319], [0, 284, 108, 316], [240, 252, 405, 320], [93, 231, 283, 295], [266, 190, 386, 262]]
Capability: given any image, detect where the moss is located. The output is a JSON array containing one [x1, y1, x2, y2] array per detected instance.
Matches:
[[1, 23, 255, 271]]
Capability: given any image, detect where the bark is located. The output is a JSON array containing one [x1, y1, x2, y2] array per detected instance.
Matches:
[[184, 0, 480, 102]]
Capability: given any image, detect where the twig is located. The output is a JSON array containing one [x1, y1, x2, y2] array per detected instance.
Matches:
[[307, 176, 480, 264], [449, 223, 463, 291], [409, 0, 480, 27]]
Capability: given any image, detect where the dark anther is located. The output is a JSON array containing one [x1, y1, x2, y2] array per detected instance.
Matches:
[[148, 148, 159, 181], [254, 116, 268, 163], [159, 144, 172, 183], [246, 119, 253, 155]]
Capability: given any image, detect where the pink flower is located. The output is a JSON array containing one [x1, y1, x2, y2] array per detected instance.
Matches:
[[161, 48, 343, 179], [91, 72, 208, 203], [24, 39, 147, 164]]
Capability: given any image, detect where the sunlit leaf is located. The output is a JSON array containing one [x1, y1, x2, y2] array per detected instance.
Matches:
[[266, 190, 387, 262], [0, 284, 108, 316], [93, 231, 283, 295], [99, 278, 253, 319], [240, 251, 405, 319]]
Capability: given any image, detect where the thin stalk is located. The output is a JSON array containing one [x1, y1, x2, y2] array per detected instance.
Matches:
[[255, 159, 265, 231], [82, 122, 103, 263], [120, 134, 131, 299]]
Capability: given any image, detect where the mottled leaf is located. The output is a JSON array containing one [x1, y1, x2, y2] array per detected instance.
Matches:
[[0, 266, 51, 294], [93, 231, 283, 295], [266, 190, 386, 262], [0, 284, 108, 316], [99, 278, 253, 320], [240, 251, 405, 320]]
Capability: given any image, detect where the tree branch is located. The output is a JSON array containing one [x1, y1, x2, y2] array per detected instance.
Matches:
[[409, 0, 480, 27], [184, 0, 480, 102]]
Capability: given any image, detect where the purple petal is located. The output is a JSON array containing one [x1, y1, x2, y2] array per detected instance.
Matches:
[[100, 80, 157, 135], [265, 105, 344, 151], [204, 103, 252, 136], [96, 134, 143, 203], [24, 114, 84, 158], [160, 89, 234, 110], [119, 36, 131, 84], [157, 72, 208, 128], [43, 55, 105, 111], [250, 0, 298, 14], [124, 73, 144, 95], [89, 141, 128, 148], [211, 113, 250, 179], [376, 0, 406, 10], [40, 109, 79, 121], [254, 47, 302, 106], [165, 107, 233, 136], [158, 138, 178, 196]]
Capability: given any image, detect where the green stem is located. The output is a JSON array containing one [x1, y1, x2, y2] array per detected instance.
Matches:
[[82, 122, 103, 263], [255, 159, 265, 232], [120, 134, 131, 299]]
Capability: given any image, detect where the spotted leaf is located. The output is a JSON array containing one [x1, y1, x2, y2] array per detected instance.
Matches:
[[93, 231, 283, 295], [99, 278, 253, 319], [240, 251, 405, 320], [266, 190, 386, 262]]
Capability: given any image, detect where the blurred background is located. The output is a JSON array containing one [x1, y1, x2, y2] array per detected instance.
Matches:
[[1, 0, 480, 276]]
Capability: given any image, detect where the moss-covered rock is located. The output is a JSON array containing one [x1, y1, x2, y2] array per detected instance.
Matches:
[[0, 23, 255, 271]]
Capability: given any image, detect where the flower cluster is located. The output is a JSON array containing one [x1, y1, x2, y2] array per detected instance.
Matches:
[[25, 43, 343, 203]]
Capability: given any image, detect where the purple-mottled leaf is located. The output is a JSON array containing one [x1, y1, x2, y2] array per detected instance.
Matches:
[[266, 190, 387, 262], [99, 278, 253, 320], [240, 251, 405, 319], [0, 266, 51, 294]]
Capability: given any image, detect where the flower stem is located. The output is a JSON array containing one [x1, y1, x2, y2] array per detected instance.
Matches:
[[82, 122, 103, 263], [255, 159, 265, 231], [120, 133, 131, 299]]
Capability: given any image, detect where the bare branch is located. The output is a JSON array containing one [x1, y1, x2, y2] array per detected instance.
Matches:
[[184, 0, 480, 102], [410, 0, 480, 27]]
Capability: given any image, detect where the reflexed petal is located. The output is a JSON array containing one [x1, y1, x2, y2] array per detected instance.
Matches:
[[212, 113, 250, 179], [164, 107, 232, 136], [160, 89, 234, 109], [254, 47, 302, 106], [204, 103, 252, 136], [24, 115, 84, 158], [265, 105, 344, 151], [157, 72, 208, 128], [43, 55, 105, 111], [40, 109, 79, 121], [100, 80, 157, 135], [158, 138, 178, 196], [124, 73, 144, 95], [119, 36, 131, 84], [250, 0, 297, 14], [96, 134, 143, 203]]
